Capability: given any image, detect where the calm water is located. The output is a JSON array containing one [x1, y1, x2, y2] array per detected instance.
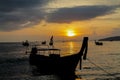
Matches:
[[0, 41, 120, 80]]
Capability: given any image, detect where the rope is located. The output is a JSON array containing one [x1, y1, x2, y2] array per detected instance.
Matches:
[[86, 58, 116, 78]]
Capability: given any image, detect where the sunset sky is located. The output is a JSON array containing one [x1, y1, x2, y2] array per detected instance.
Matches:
[[0, 0, 120, 42]]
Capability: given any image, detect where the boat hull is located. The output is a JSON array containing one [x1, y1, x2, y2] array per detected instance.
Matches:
[[29, 54, 80, 75]]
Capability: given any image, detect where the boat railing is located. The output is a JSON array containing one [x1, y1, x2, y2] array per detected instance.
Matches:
[[37, 48, 61, 55]]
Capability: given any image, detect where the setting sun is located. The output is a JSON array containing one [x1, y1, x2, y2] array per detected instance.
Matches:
[[67, 30, 76, 37]]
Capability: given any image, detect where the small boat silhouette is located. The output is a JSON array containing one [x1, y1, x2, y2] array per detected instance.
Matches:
[[22, 40, 29, 47], [95, 40, 103, 45]]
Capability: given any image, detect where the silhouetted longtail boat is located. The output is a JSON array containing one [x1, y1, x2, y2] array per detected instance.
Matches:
[[29, 37, 88, 76]]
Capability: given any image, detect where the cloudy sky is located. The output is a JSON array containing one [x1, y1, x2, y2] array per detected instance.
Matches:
[[0, 0, 120, 41]]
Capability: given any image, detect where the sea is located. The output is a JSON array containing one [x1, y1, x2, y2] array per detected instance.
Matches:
[[0, 41, 120, 80]]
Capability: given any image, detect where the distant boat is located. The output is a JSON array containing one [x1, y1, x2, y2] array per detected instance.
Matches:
[[29, 37, 88, 77], [41, 41, 46, 45], [95, 40, 103, 45], [22, 40, 29, 47]]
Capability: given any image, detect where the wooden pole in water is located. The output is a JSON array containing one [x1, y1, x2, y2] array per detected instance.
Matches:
[[79, 37, 88, 70]]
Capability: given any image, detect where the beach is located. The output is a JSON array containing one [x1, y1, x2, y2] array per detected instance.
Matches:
[[0, 41, 120, 80]]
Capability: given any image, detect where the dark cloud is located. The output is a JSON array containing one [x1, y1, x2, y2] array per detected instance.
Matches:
[[0, 1, 119, 31], [0, 8, 45, 31], [46, 5, 119, 23], [0, 0, 48, 12], [0, 0, 48, 31]]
